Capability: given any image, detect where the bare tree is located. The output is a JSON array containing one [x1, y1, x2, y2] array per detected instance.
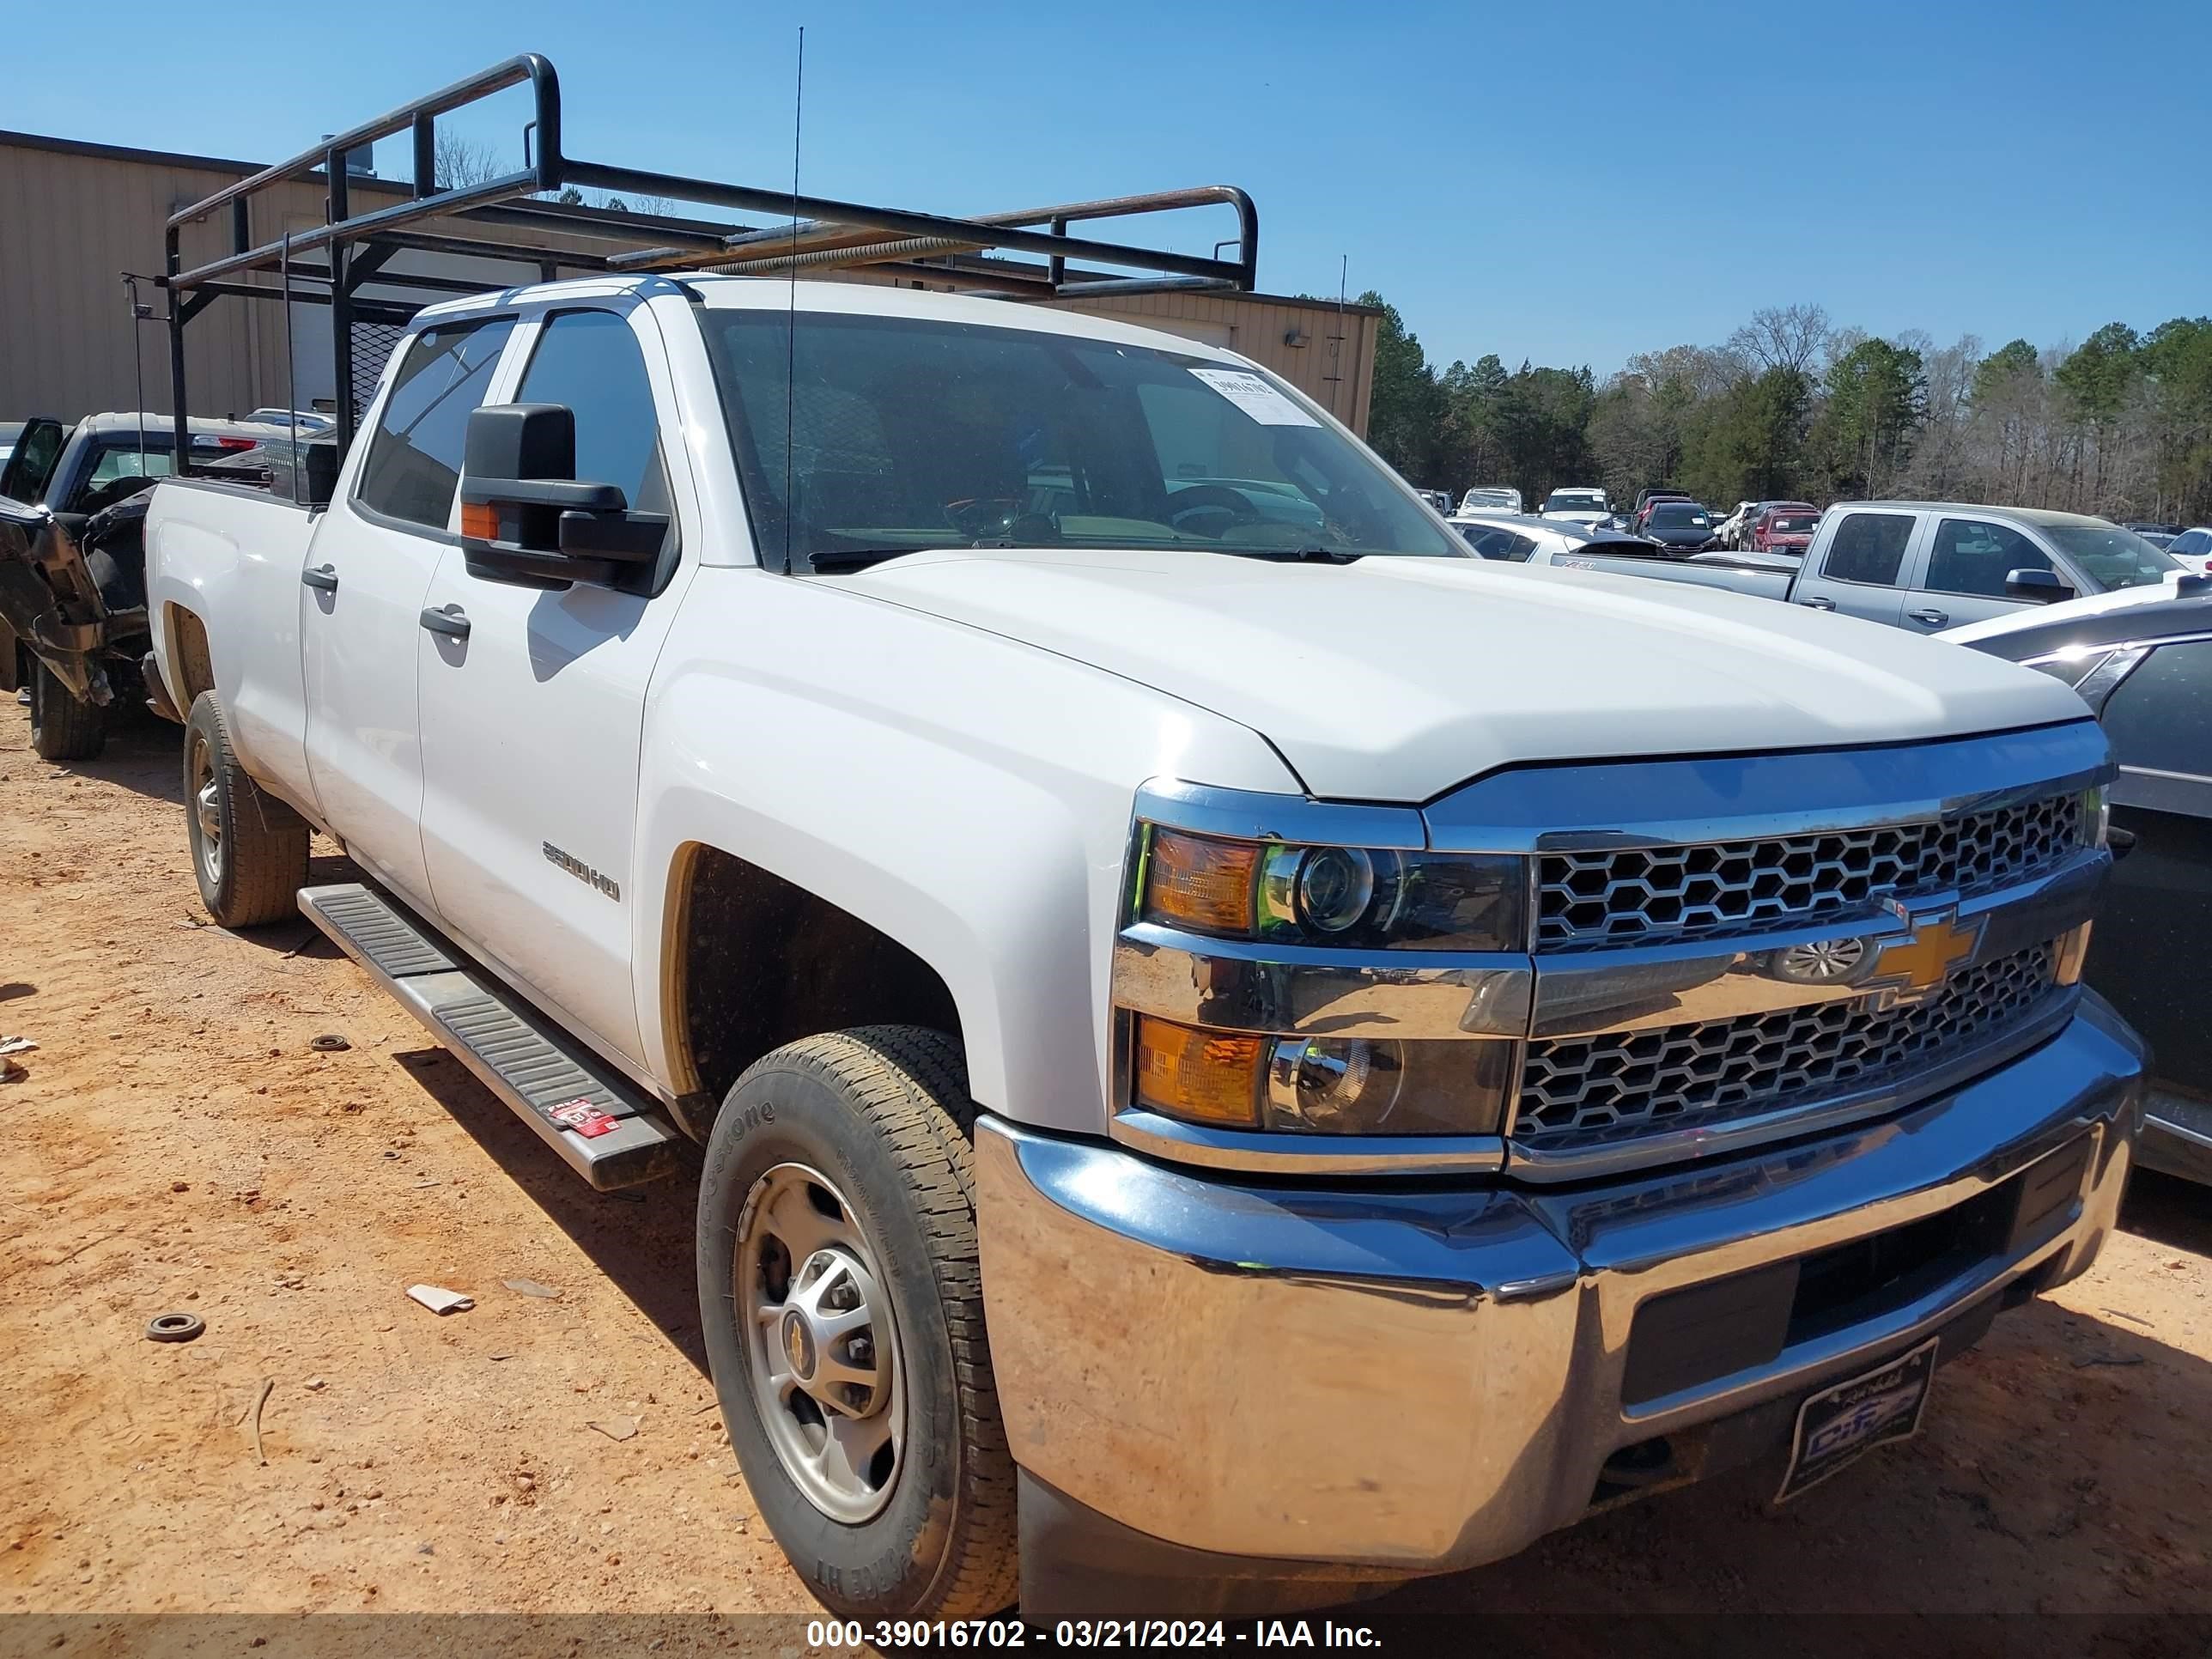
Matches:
[[1728, 303, 1832, 377], [434, 132, 503, 189]]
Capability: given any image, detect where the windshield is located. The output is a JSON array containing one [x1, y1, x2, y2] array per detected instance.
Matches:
[[700, 310, 1462, 567], [1768, 514, 1819, 535], [1546, 491, 1605, 511], [2045, 524, 2181, 591], [1650, 505, 1712, 529]]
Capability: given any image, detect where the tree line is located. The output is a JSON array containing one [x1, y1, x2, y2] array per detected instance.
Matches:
[[1360, 295, 2212, 525]]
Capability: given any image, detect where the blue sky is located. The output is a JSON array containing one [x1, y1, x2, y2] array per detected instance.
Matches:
[[11, 1, 2205, 374]]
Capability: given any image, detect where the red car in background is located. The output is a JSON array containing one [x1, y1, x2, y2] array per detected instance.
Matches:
[[1751, 503, 1821, 554]]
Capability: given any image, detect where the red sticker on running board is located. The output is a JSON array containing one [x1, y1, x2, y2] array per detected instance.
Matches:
[[550, 1099, 619, 1138]]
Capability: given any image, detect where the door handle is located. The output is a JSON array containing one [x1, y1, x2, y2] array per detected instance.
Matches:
[[301, 564, 338, 592], [1906, 607, 1949, 627], [418, 604, 471, 641], [1802, 596, 1836, 611]]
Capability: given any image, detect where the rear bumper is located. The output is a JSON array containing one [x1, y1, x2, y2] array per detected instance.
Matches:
[[976, 995, 2146, 1590]]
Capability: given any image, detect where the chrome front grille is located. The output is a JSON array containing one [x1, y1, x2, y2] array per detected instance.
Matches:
[[1535, 793, 2084, 950], [1513, 942, 2062, 1150]]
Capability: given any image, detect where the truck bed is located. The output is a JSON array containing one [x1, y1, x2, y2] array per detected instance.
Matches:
[[144, 477, 319, 804]]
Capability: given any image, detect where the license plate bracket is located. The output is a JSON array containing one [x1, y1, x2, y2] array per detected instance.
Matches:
[[1776, 1334, 1940, 1504]]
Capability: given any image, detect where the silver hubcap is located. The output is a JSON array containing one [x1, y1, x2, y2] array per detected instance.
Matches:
[[1777, 937, 1866, 981], [737, 1163, 903, 1522], [187, 734, 223, 887]]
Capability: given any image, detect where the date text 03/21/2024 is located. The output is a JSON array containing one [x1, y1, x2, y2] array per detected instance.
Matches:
[[805, 1619, 1386, 1650]]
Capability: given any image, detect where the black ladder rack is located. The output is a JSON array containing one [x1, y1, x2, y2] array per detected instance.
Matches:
[[158, 52, 1259, 460]]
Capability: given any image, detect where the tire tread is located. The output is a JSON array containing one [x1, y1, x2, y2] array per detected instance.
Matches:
[[731, 1024, 1019, 1619], [186, 691, 308, 928], [29, 662, 108, 763]]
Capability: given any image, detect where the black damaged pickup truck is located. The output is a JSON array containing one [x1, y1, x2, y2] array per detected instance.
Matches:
[[0, 412, 297, 760]]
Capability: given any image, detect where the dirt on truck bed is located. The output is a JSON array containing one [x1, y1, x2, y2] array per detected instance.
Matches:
[[3, 704, 2210, 1655]]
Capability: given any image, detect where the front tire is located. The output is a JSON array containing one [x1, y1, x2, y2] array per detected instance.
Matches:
[[184, 691, 309, 927], [698, 1026, 1018, 1620], [27, 659, 109, 762]]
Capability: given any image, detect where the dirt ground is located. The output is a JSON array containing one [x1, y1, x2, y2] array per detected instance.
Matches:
[[3, 701, 2210, 1644]]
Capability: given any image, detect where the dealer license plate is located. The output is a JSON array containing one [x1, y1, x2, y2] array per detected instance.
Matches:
[[1776, 1335, 1940, 1504]]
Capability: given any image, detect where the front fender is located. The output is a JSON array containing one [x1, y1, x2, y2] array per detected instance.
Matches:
[[631, 570, 1296, 1133]]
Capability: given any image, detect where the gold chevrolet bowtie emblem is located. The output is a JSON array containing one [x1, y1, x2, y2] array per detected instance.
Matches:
[[1871, 911, 1982, 998]]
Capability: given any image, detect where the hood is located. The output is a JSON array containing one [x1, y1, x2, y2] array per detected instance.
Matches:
[[838, 547, 2092, 801]]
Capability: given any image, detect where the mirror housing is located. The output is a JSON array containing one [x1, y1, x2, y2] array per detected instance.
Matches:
[[459, 404, 665, 588], [2005, 568, 2073, 603]]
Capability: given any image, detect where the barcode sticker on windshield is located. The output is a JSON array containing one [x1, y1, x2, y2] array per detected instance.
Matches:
[[1188, 368, 1320, 428]]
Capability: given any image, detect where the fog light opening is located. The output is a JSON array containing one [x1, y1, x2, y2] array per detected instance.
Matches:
[[1599, 1436, 1677, 1490]]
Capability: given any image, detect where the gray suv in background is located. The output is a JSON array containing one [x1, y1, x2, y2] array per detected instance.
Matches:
[[1793, 503, 2181, 634]]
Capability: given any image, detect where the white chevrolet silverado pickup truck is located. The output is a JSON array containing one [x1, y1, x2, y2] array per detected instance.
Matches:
[[144, 274, 2147, 1621]]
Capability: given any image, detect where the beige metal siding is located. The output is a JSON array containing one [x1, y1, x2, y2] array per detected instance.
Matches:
[[0, 143, 333, 422], [2, 134, 1380, 439], [1049, 290, 1378, 434]]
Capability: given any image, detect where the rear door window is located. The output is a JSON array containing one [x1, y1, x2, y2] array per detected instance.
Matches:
[[355, 316, 518, 531], [1821, 512, 1914, 585], [1924, 519, 2053, 599]]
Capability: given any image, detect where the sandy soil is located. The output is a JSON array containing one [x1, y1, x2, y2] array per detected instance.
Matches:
[[3, 702, 2209, 1644]]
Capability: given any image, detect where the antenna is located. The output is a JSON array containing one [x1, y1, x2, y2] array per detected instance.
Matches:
[[782, 25, 805, 576], [122, 274, 154, 474]]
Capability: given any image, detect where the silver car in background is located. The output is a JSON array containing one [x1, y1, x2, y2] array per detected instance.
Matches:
[[1791, 502, 2183, 633], [1459, 485, 1522, 514]]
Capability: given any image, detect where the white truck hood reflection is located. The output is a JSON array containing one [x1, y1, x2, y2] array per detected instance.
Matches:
[[841, 547, 2091, 802]]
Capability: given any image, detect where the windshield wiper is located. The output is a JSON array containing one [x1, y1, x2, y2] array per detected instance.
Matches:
[[809, 543, 1367, 574], [806, 547, 938, 574], [1222, 545, 1365, 565]]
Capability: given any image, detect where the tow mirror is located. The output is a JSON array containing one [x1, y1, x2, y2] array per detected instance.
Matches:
[[2004, 568, 2073, 604], [459, 404, 666, 588]]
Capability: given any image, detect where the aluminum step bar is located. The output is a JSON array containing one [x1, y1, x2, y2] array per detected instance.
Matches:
[[299, 883, 681, 1189]]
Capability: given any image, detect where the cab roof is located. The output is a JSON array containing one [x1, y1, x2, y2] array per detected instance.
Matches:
[[411, 274, 1259, 367]]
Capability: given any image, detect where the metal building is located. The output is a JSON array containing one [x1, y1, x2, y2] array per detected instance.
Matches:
[[0, 129, 1378, 434]]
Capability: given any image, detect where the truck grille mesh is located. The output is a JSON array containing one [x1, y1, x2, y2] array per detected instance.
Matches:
[[1513, 943, 2061, 1150], [1535, 793, 2083, 950]]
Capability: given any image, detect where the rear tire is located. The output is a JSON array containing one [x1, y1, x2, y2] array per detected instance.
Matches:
[[27, 660, 108, 762], [697, 1026, 1018, 1620], [184, 690, 309, 927]]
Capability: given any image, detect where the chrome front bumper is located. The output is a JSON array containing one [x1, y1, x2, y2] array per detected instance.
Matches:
[[976, 997, 2146, 1577]]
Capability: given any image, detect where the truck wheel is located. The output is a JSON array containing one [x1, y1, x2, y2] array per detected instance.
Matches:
[[698, 1026, 1018, 1620], [27, 660, 109, 762], [184, 691, 308, 927]]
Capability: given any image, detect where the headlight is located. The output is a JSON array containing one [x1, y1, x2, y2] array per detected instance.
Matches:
[[1132, 1018, 1514, 1136], [1139, 828, 1527, 951]]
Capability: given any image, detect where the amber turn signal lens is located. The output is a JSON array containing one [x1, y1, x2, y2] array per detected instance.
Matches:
[[460, 501, 498, 541], [1132, 1017, 1263, 1127], [1143, 830, 1261, 935]]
